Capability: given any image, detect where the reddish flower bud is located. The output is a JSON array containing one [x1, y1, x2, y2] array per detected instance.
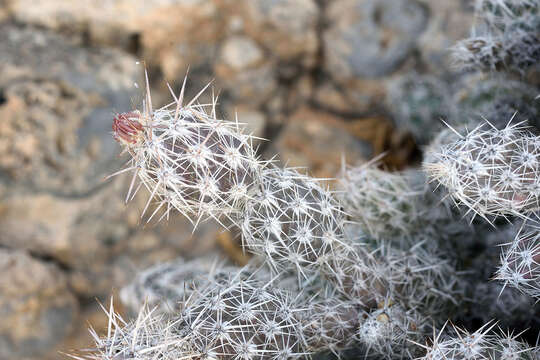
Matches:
[[113, 111, 143, 145]]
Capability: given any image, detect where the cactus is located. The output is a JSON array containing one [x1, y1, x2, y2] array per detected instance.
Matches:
[[417, 321, 537, 360], [91, 18, 540, 354], [111, 76, 264, 227], [496, 220, 540, 298], [81, 270, 307, 360], [452, 0, 540, 75], [387, 74, 453, 145], [454, 74, 540, 130], [338, 162, 422, 243], [240, 166, 350, 281], [424, 122, 540, 220]]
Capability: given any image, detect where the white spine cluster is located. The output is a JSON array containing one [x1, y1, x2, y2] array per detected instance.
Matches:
[[80, 271, 306, 360], [111, 76, 263, 226], [357, 303, 426, 360], [417, 322, 537, 360], [241, 167, 350, 280], [496, 221, 540, 298], [424, 122, 540, 220], [452, 0, 539, 74]]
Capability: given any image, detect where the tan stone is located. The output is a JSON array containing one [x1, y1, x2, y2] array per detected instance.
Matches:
[[268, 107, 372, 179]]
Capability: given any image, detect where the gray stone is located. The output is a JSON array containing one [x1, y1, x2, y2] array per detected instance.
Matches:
[[0, 24, 140, 195], [0, 249, 78, 358], [230, 0, 319, 66], [324, 0, 428, 80]]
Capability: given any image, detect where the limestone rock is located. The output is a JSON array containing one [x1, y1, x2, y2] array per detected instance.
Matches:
[[0, 179, 220, 297], [0, 249, 78, 358]]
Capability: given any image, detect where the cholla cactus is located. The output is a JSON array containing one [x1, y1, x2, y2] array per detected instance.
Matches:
[[111, 75, 264, 226], [387, 74, 453, 145], [417, 322, 537, 360], [496, 221, 540, 298], [452, 0, 539, 74], [424, 122, 540, 219]]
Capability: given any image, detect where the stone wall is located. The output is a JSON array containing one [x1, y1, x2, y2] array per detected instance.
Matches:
[[0, 1, 473, 357]]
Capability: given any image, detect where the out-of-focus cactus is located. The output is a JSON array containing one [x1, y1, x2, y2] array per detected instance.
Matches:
[[454, 74, 540, 130], [452, 0, 539, 75], [301, 297, 361, 354], [338, 163, 421, 243], [339, 163, 478, 254], [383, 244, 463, 319], [387, 74, 453, 145], [120, 257, 217, 315]]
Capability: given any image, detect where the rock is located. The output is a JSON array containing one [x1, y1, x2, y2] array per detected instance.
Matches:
[[323, 0, 428, 80], [267, 107, 372, 179], [139, 0, 225, 82], [313, 76, 387, 114], [5, 0, 220, 47], [215, 36, 278, 106], [4, 0, 223, 88], [218, 36, 264, 71], [222, 104, 267, 140], [0, 178, 220, 297], [0, 24, 140, 195], [0, 249, 78, 358], [228, 0, 319, 67]]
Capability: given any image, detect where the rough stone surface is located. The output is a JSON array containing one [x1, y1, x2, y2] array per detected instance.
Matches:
[[229, 0, 319, 67], [0, 24, 140, 195], [267, 107, 372, 179], [313, 76, 388, 114], [0, 249, 78, 359], [0, 178, 220, 297], [324, 0, 428, 80], [215, 36, 278, 106]]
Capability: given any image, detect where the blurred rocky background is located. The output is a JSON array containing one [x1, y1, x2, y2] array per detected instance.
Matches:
[[0, 0, 475, 358]]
